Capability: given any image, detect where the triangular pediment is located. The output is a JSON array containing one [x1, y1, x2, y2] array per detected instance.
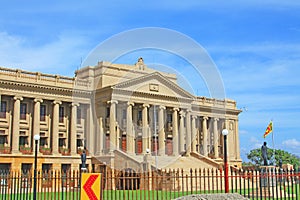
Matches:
[[112, 72, 195, 100]]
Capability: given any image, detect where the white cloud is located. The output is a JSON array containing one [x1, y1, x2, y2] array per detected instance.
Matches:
[[249, 137, 262, 149], [282, 139, 300, 149], [0, 31, 91, 76]]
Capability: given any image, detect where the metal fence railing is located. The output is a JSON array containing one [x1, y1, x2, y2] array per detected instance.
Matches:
[[0, 167, 299, 200]]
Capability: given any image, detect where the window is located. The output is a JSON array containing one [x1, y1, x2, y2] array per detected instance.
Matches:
[[61, 164, 71, 174], [42, 164, 52, 180], [40, 105, 46, 121], [40, 137, 47, 147], [20, 103, 27, 120], [42, 164, 52, 173], [0, 101, 6, 118], [106, 107, 110, 118], [167, 113, 172, 123], [59, 106, 64, 123], [0, 164, 10, 174], [19, 136, 28, 147], [21, 163, 32, 174], [59, 138, 65, 147], [122, 109, 126, 119], [77, 139, 83, 148], [138, 110, 142, 121], [0, 135, 6, 145], [77, 107, 81, 124]]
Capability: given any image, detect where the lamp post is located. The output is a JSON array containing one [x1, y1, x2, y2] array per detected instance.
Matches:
[[222, 129, 229, 193], [33, 134, 40, 200]]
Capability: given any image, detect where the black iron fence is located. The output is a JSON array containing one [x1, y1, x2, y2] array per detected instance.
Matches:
[[0, 167, 299, 199]]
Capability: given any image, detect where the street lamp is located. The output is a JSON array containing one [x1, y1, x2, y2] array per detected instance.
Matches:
[[222, 129, 229, 193], [33, 134, 40, 200]]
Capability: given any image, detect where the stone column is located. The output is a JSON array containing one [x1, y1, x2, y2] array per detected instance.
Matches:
[[70, 103, 79, 155], [158, 105, 166, 156], [191, 115, 197, 153], [109, 100, 118, 151], [202, 116, 208, 157], [52, 100, 61, 154], [12, 96, 23, 153], [179, 110, 185, 154], [172, 108, 179, 155], [225, 119, 233, 159], [213, 118, 219, 159], [185, 110, 191, 155], [86, 103, 94, 155], [126, 102, 134, 153], [235, 119, 241, 159], [33, 98, 43, 148], [97, 117, 104, 155], [142, 104, 149, 153]]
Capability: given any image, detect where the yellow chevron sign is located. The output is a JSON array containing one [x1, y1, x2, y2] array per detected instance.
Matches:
[[80, 173, 102, 200]]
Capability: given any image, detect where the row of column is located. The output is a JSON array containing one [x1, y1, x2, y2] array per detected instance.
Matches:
[[107, 100, 230, 158], [10, 96, 79, 155]]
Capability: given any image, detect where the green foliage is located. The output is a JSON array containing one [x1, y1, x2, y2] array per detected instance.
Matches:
[[246, 147, 300, 167]]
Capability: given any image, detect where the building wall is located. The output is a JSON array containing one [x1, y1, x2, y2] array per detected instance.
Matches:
[[0, 59, 242, 171]]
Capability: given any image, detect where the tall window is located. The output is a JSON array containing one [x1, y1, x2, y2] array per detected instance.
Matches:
[[21, 163, 32, 174], [167, 113, 172, 123], [20, 103, 27, 120], [77, 107, 81, 124], [19, 136, 27, 147], [0, 101, 6, 118], [59, 106, 64, 123], [0, 135, 6, 145], [106, 107, 110, 118], [138, 110, 142, 121], [42, 164, 52, 173], [122, 109, 126, 119], [40, 105, 46, 121], [40, 137, 47, 147]]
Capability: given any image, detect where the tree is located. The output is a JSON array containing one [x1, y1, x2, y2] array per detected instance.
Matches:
[[246, 147, 300, 168]]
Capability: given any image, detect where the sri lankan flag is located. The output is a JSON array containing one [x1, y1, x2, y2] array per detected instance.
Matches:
[[263, 121, 273, 138]]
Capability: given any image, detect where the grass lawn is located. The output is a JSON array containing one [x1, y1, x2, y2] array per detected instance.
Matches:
[[0, 186, 299, 199]]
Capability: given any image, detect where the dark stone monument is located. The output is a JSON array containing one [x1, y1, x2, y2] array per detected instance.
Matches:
[[260, 142, 276, 190], [81, 150, 87, 171], [261, 142, 268, 166]]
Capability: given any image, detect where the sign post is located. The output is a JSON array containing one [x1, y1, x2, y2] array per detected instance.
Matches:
[[80, 173, 102, 200]]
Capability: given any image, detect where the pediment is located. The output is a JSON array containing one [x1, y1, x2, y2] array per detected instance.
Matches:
[[112, 72, 194, 100]]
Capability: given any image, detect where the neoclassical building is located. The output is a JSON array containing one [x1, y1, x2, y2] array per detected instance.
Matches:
[[0, 58, 241, 172]]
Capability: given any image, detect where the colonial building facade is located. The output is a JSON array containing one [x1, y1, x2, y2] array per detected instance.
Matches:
[[0, 58, 241, 173]]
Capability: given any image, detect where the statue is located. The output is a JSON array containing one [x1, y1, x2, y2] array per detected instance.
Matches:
[[278, 159, 283, 169], [261, 142, 268, 166], [136, 57, 145, 70], [81, 150, 87, 169]]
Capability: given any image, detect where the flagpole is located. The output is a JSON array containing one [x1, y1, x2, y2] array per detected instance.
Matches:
[[271, 120, 275, 166]]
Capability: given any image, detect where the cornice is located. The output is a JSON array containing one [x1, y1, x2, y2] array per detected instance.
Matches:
[[0, 80, 92, 97]]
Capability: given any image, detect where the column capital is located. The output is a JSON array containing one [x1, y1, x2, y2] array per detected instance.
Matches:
[[34, 98, 43, 103], [192, 115, 197, 120], [127, 102, 134, 107], [159, 105, 166, 110], [173, 107, 179, 112], [71, 102, 80, 107], [53, 100, 62, 105], [13, 96, 23, 101], [107, 100, 118, 105], [179, 110, 186, 117], [214, 117, 219, 122], [203, 116, 209, 120], [186, 109, 192, 113], [142, 103, 149, 108]]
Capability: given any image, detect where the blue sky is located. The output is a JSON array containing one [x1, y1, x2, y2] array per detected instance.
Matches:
[[1, 1, 300, 161]]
